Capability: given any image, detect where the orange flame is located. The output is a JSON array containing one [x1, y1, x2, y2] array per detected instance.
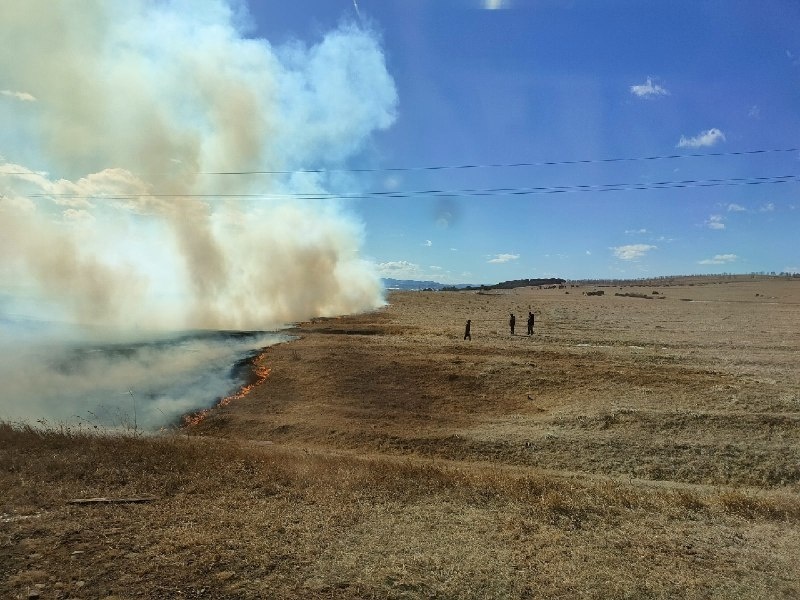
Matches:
[[182, 356, 271, 428]]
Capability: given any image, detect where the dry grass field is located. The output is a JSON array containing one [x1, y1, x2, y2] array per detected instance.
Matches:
[[2, 276, 799, 599]]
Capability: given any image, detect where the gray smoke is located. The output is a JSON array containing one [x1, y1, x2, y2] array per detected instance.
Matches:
[[0, 1, 397, 426], [0, 0, 397, 330], [0, 323, 286, 429]]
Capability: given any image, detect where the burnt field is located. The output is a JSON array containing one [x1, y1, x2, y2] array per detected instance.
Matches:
[[2, 276, 799, 599]]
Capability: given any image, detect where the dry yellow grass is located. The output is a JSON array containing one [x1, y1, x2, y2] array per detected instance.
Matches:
[[2, 276, 799, 598]]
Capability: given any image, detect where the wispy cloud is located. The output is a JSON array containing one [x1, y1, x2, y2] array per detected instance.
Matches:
[[1, 89, 36, 102], [625, 228, 648, 235], [707, 215, 725, 230], [612, 244, 656, 260], [760, 202, 775, 212], [483, 0, 510, 8], [698, 253, 738, 265], [630, 77, 669, 98], [748, 105, 760, 119], [727, 203, 746, 212], [677, 128, 725, 148], [422, 240, 432, 247], [487, 253, 519, 264]]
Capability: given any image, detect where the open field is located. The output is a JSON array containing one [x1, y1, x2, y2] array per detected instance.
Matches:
[[2, 277, 799, 598]]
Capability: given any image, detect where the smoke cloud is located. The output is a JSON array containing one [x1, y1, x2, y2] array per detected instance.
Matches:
[[0, 0, 397, 331], [0, 1, 397, 427], [0, 325, 287, 429]]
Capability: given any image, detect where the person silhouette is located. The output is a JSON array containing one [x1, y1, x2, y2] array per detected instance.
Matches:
[[527, 311, 535, 335], [464, 319, 471, 340], [509, 313, 516, 335]]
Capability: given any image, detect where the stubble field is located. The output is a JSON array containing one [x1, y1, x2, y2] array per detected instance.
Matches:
[[2, 276, 799, 599]]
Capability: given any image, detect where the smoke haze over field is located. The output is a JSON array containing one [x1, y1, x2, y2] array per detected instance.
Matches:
[[0, 0, 397, 330], [0, 325, 287, 429], [0, 1, 397, 426]]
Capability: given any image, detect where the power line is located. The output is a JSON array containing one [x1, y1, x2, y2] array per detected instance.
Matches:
[[2, 147, 797, 178], [15, 173, 800, 201], [198, 147, 800, 175]]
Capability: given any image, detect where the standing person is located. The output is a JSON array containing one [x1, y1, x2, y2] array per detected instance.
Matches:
[[464, 319, 471, 340], [527, 311, 535, 335], [509, 313, 516, 335]]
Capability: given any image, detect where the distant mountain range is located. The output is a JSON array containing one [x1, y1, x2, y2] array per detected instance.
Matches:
[[381, 277, 566, 291], [381, 278, 473, 291]]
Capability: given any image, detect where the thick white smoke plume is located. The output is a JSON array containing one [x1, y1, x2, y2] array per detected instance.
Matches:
[[0, 1, 397, 426], [0, 0, 397, 330]]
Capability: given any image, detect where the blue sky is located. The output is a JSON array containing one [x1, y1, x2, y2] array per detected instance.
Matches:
[[1, 1, 798, 332], [249, 0, 800, 283]]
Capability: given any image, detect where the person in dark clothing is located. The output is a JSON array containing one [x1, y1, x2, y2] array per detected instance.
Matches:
[[509, 313, 516, 335], [464, 319, 471, 340], [527, 311, 535, 335]]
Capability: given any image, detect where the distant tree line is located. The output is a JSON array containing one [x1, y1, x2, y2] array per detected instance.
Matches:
[[571, 273, 799, 287], [394, 272, 798, 293], [441, 278, 566, 292]]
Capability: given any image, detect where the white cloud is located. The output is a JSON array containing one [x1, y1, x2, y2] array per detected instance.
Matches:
[[748, 105, 760, 119], [727, 203, 746, 212], [625, 228, 648, 235], [698, 253, 738, 265], [376, 260, 420, 276], [760, 202, 775, 212], [707, 215, 725, 230], [612, 244, 656, 260], [1, 89, 36, 102], [487, 253, 519, 264], [677, 128, 726, 148], [422, 239, 432, 247], [585, 250, 591, 255], [630, 77, 669, 98], [483, 0, 510, 8]]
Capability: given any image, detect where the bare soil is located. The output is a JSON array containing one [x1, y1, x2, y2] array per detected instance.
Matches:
[[2, 276, 799, 599]]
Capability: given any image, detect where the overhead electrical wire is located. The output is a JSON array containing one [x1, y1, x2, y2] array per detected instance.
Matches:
[[198, 147, 800, 175], [1, 147, 797, 178], [14, 173, 800, 202], [3, 147, 799, 201]]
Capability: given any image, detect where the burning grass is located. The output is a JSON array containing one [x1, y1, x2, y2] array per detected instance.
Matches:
[[183, 356, 272, 427]]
